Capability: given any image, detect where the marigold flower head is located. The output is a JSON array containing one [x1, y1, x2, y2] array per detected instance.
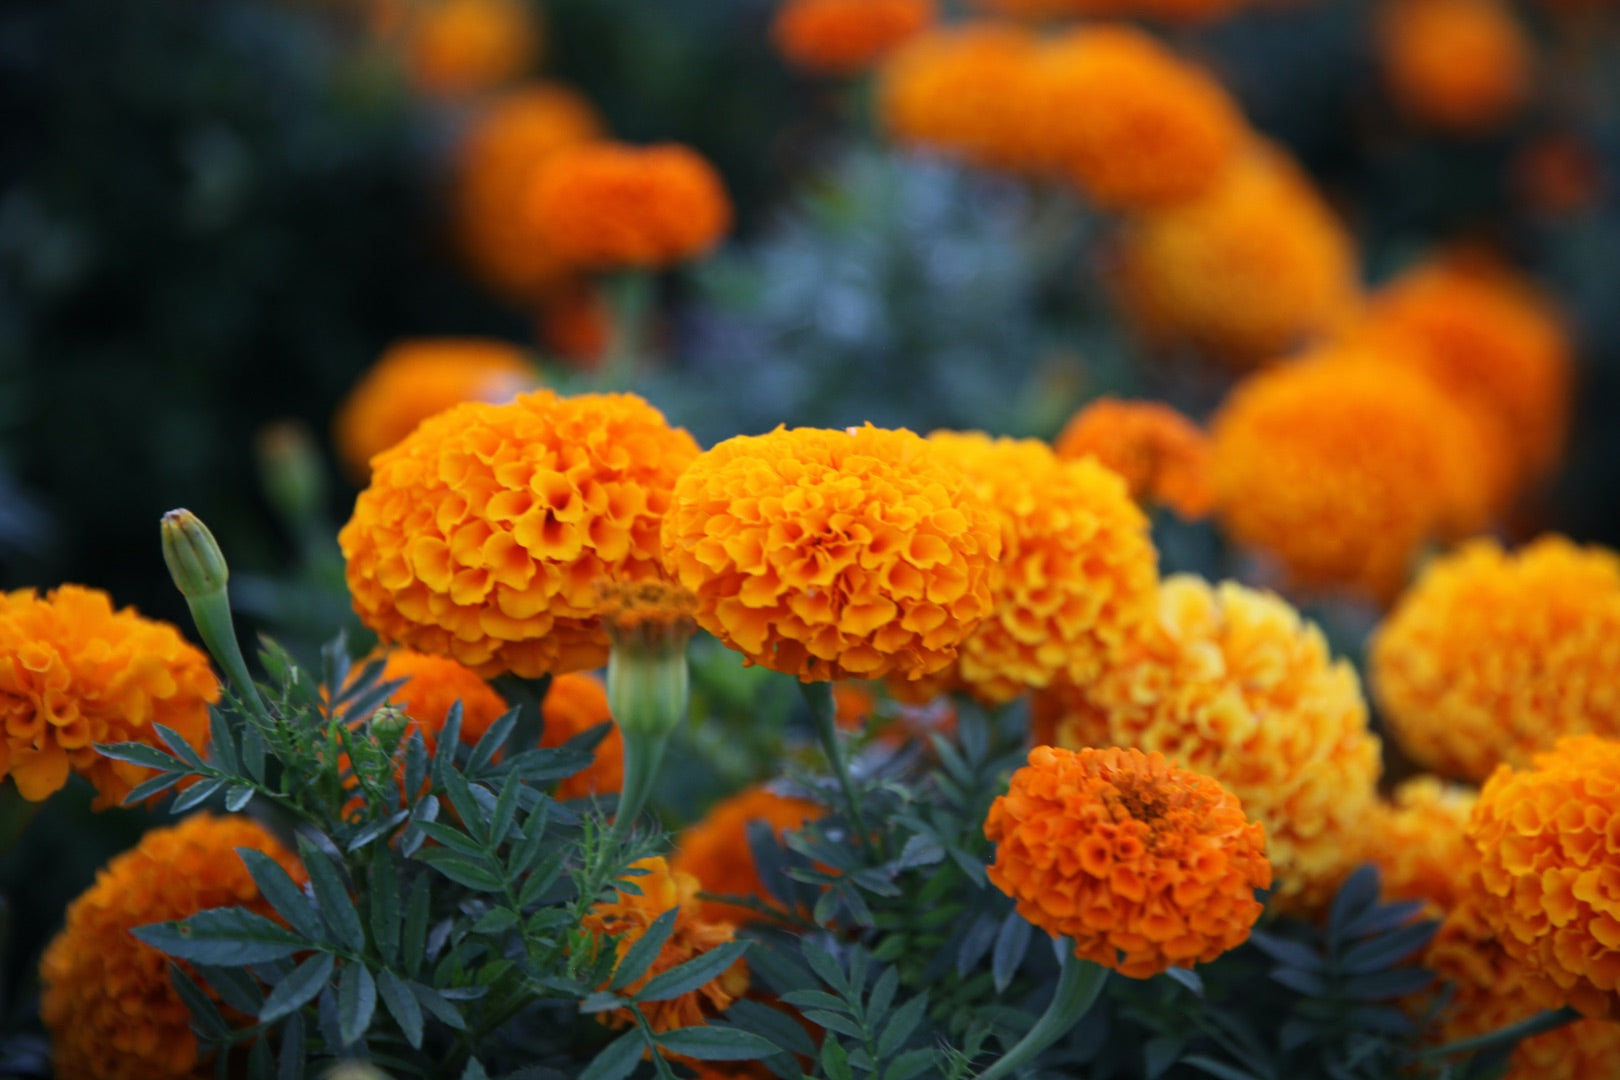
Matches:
[[0, 585, 216, 807], [403, 0, 541, 98], [1031, 577, 1378, 910], [772, 0, 936, 77], [1371, 537, 1620, 782], [660, 424, 1002, 683], [340, 390, 700, 678], [1209, 348, 1495, 601], [672, 784, 825, 924], [1054, 397, 1214, 519], [1116, 144, 1361, 365], [334, 339, 539, 480], [40, 814, 304, 1080], [454, 84, 603, 301], [1379, 0, 1531, 133], [922, 432, 1158, 703], [527, 142, 732, 271], [1466, 735, 1620, 1018], [582, 857, 750, 1033], [1362, 776, 1478, 912], [537, 672, 624, 801], [985, 745, 1269, 977]]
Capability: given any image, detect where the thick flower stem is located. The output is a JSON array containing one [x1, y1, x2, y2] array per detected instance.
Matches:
[[601, 269, 654, 390], [160, 510, 271, 725], [801, 680, 872, 853], [973, 944, 1108, 1080], [610, 727, 671, 843], [1422, 1005, 1581, 1062]]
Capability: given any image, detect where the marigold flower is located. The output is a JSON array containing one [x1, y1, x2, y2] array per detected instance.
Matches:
[[1116, 144, 1361, 365], [582, 857, 750, 1033], [660, 424, 1002, 683], [923, 432, 1158, 703], [1362, 777, 1478, 912], [404, 0, 541, 99], [1054, 397, 1214, 519], [1379, 0, 1531, 133], [969, 0, 1251, 22], [1031, 577, 1378, 909], [454, 84, 603, 301], [1209, 348, 1495, 600], [772, 0, 936, 76], [1371, 536, 1620, 782], [334, 339, 539, 480], [985, 745, 1269, 977], [40, 814, 304, 1080], [538, 671, 624, 801], [1466, 735, 1620, 1018], [672, 784, 825, 924], [340, 390, 700, 678], [527, 142, 733, 271], [0, 585, 216, 807]]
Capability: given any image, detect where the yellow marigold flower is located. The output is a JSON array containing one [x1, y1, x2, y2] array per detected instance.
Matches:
[[0, 585, 217, 807], [404, 0, 541, 99], [333, 338, 539, 480], [1209, 349, 1494, 601], [527, 142, 733, 271], [340, 390, 700, 678], [1025, 27, 1244, 210], [40, 814, 304, 1080], [1371, 536, 1620, 782], [772, 0, 936, 76], [985, 745, 1270, 978], [582, 857, 750, 1033], [1054, 397, 1214, 520], [1362, 776, 1478, 912], [1379, 0, 1531, 133], [454, 84, 603, 302], [537, 672, 624, 801], [923, 432, 1158, 704], [672, 784, 825, 924], [660, 424, 1003, 683], [1031, 577, 1379, 910], [1116, 144, 1361, 365]]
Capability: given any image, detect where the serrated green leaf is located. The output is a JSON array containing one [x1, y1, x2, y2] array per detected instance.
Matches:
[[376, 968, 424, 1048], [223, 785, 255, 812], [472, 908, 520, 935], [956, 912, 999, 977], [169, 778, 227, 813], [277, 1011, 306, 1080], [95, 740, 184, 772], [155, 723, 210, 770], [260, 952, 335, 1024], [297, 837, 366, 953], [414, 820, 490, 858], [611, 907, 679, 991], [1341, 920, 1440, 974], [803, 940, 849, 997], [883, 1049, 936, 1080], [402, 875, 431, 976], [337, 962, 377, 1048], [781, 989, 846, 1013], [1328, 865, 1382, 944], [1164, 966, 1204, 996], [577, 1027, 646, 1080], [867, 965, 898, 1022], [240, 726, 267, 783], [636, 940, 749, 1003], [1248, 931, 1326, 972], [208, 709, 238, 774], [194, 963, 266, 1015], [654, 1026, 781, 1061], [411, 982, 468, 1031], [133, 908, 307, 964], [821, 1035, 854, 1080], [347, 809, 410, 853], [168, 963, 232, 1039], [414, 848, 507, 892], [802, 1009, 866, 1039], [466, 707, 520, 773], [369, 857, 401, 965], [1342, 967, 1434, 1000], [487, 772, 520, 847], [239, 848, 323, 943], [992, 910, 1032, 994], [727, 998, 818, 1059], [876, 992, 928, 1058], [122, 771, 185, 805]]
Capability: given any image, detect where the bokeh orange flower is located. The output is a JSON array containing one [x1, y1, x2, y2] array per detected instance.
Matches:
[[1361, 776, 1478, 913], [1378, 0, 1531, 133], [536, 279, 611, 369], [1054, 397, 1214, 520], [360, 648, 511, 752], [771, 0, 935, 77], [40, 814, 304, 1080], [340, 390, 700, 678], [582, 857, 750, 1033], [403, 0, 541, 99], [969, 0, 1251, 23], [527, 142, 733, 271], [661, 424, 1002, 683], [924, 432, 1158, 703], [985, 745, 1270, 978], [537, 672, 624, 801], [672, 784, 825, 924], [333, 339, 539, 480], [1032, 577, 1380, 909], [1371, 536, 1620, 782], [0, 585, 217, 807]]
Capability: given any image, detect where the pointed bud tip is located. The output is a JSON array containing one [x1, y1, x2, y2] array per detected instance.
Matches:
[[161, 508, 229, 599]]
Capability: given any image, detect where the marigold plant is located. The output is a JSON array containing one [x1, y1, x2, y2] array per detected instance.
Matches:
[[1031, 576, 1379, 909], [40, 814, 304, 1080], [0, 584, 217, 806], [771, 0, 935, 77], [672, 784, 825, 924], [340, 390, 700, 678], [361, 648, 511, 751], [537, 671, 624, 801], [1054, 397, 1214, 520], [403, 0, 541, 99], [985, 745, 1270, 977], [660, 423, 1002, 682], [1378, 0, 1532, 133]]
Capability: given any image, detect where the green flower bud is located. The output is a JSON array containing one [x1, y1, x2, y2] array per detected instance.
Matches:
[[160, 509, 229, 600]]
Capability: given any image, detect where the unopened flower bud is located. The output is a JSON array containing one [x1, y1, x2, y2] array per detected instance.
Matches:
[[161, 509, 229, 600], [368, 704, 411, 754]]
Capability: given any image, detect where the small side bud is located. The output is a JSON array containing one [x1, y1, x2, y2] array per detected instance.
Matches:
[[367, 704, 411, 755], [161, 509, 229, 600]]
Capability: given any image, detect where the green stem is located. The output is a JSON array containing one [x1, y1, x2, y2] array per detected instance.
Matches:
[[801, 681, 873, 854], [186, 588, 272, 725], [974, 944, 1108, 1080], [0, 786, 37, 855], [610, 728, 671, 843], [1423, 1006, 1582, 1061], [599, 270, 654, 390]]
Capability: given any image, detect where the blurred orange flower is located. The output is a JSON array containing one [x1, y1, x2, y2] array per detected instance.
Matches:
[[672, 784, 825, 924], [404, 0, 541, 99], [1054, 397, 1214, 520], [1362, 776, 1478, 913], [536, 279, 611, 369], [772, 0, 936, 76], [1379, 0, 1531, 133]]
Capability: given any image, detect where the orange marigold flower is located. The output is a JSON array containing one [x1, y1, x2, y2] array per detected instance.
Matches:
[[969, 0, 1251, 22], [582, 857, 750, 1033], [536, 278, 611, 369], [1053, 397, 1214, 520], [537, 672, 624, 801], [1116, 144, 1361, 365], [527, 142, 733, 271], [1362, 776, 1478, 913], [339, 390, 700, 678], [454, 84, 603, 301], [772, 0, 936, 77], [404, 0, 541, 99], [0, 585, 216, 807], [1209, 348, 1495, 601], [672, 784, 825, 924], [1466, 735, 1620, 1018], [660, 424, 1002, 683], [1371, 536, 1620, 782], [1379, 0, 1531, 134], [923, 432, 1158, 703], [1025, 27, 1244, 210], [985, 745, 1270, 978], [333, 338, 539, 480], [1031, 577, 1378, 910], [40, 814, 304, 1080]]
